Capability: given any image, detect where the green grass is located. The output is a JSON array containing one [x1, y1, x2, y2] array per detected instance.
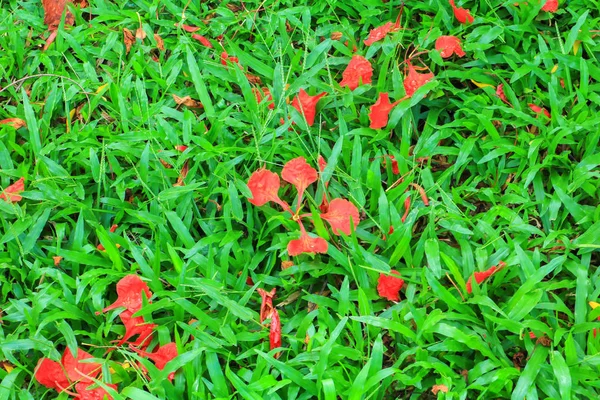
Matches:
[[1, 0, 600, 398]]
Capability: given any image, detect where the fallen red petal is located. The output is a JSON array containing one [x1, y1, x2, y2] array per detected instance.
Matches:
[[403, 62, 434, 97], [0, 177, 25, 203], [320, 198, 360, 236], [449, 0, 474, 24], [339, 55, 373, 90], [192, 34, 212, 48], [281, 157, 318, 204], [377, 270, 405, 301], [541, 0, 558, 12], [368, 93, 404, 129], [363, 22, 395, 46], [99, 275, 152, 314], [291, 89, 326, 126], [435, 35, 465, 58]]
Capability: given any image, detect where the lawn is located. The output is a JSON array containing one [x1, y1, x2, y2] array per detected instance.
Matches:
[[1, 0, 600, 399]]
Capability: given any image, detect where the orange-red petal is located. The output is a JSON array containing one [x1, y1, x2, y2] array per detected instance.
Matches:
[[435, 35, 465, 58], [287, 233, 328, 256], [363, 22, 394, 46], [377, 270, 404, 301], [0, 177, 25, 203], [368, 93, 403, 129], [403, 62, 434, 97], [339, 55, 373, 90], [291, 89, 326, 126], [320, 198, 360, 236]]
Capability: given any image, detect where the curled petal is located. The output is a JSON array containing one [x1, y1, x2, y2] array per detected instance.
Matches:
[[435, 36, 465, 58], [449, 0, 474, 24], [0, 118, 26, 129], [192, 34, 212, 48], [496, 84, 510, 105], [339, 56, 373, 90], [377, 270, 405, 301], [291, 89, 326, 126], [320, 198, 360, 236], [130, 342, 178, 381], [257, 288, 276, 324], [528, 103, 551, 119], [466, 261, 506, 293], [270, 309, 282, 358]]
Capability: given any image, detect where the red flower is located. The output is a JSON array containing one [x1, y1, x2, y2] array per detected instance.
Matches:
[[270, 308, 282, 357], [74, 382, 117, 400], [281, 156, 318, 207], [363, 22, 394, 46], [0, 177, 25, 203], [257, 288, 276, 324], [191, 34, 212, 48], [253, 87, 275, 109], [130, 342, 178, 381], [449, 0, 474, 24], [175, 23, 200, 32], [291, 89, 326, 126], [287, 224, 328, 256], [403, 62, 434, 97], [496, 84, 510, 105], [0, 118, 26, 129], [116, 310, 156, 349], [528, 103, 551, 118], [435, 36, 465, 58], [247, 168, 288, 210], [368, 93, 405, 129], [98, 275, 152, 314], [377, 270, 405, 301], [320, 198, 360, 236], [35, 348, 101, 393], [466, 261, 506, 293], [339, 55, 373, 90], [541, 0, 558, 12]]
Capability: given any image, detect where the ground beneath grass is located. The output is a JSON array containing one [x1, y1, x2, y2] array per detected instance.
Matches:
[[1, 0, 600, 399]]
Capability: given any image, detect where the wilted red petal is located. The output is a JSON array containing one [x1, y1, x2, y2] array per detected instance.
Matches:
[[35, 358, 69, 391], [117, 310, 156, 349], [74, 382, 117, 400], [377, 270, 405, 301], [287, 231, 328, 256], [43, 0, 73, 30], [541, 0, 558, 12], [401, 196, 411, 222], [291, 89, 326, 126], [0, 118, 26, 129], [339, 55, 373, 90], [386, 155, 400, 175], [281, 157, 318, 205], [368, 93, 404, 129], [320, 198, 360, 236], [363, 22, 394, 46], [257, 288, 276, 324], [528, 103, 551, 118], [435, 36, 465, 58], [409, 183, 429, 206], [191, 34, 212, 48], [220, 51, 241, 68], [0, 177, 25, 203], [99, 275, 152, 314], [317, 155, 327, 173], [449, 0, 474, 24], [466, 261, 506, 293], [403, 62, 434, 97], [270, 309, 282, 357], [253, 87, 275, 109], [174, 159, 189, 187], [130, 342, 178, 381], [61, 348, 101, 383], [175, 23, 200, 32], [247, 168, 285, 207], [496, 84, 510, 105]]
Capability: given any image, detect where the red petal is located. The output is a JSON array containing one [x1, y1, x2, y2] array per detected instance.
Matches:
[[403, 62, 434, 97], [257, 288, 276, 324], [117, 310, 156, 348], [247, 168, 285, 207], [100, 275, 152, 314], [269, 309, 282, 357], [386, 155, 400, 175], [175, 145, 188, 152], [0, 177, 25, 203], [339, 55, 373, 90], [528, 103, 551, 118], [34, 358, 69, 391], [175, 23, 200, 33], [465, 262, 505, 293], [401, 196, 411, 223], [377, 270, 405, 301], [291, 89, 326, 126], [449, 0, 474, 24], [368, 93, 403, 129], [191, 34, 212, 48], [317, 155, 327, 172], [74, 382, 117, 400], [363, 22, 394, 46], [253, 87, 275, 109], [541, 0, 558, 12], [435, 36, 465, 58], [0, 118, 26, 129], [281, 157, 318, 203], [287, 233, 328, 256], [320, 198, 360, 236], [62, 348, 101, 383], [496, 84, 510, 105], [130, 342, 178, 381]]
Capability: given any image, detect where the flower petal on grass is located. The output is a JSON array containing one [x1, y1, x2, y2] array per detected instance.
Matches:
[[403, 63, 434, 97], [368, 93, 404, 129], [339, 55, 373, 90], [281, 157, 318, 204], [99, 275, 152, 314], [291, 89, 326, 126], [377, 270, 405, 301], [0, 177, 25, 203], [320, 198, 360, 236], [435, 36, 465, 58]]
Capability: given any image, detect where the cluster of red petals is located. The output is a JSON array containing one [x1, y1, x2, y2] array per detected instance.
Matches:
[[377, 270, 405, 301], [339, 55, 373, 90], [253, 87, 275, 109], [528, 103, 551, 119], [466, 261, 506, 293], [541, 0, 558, 12], [35, 348, 113, 399], [435, 36, 465, 58], [0, 177, 25, 203], [403, 62, 434, 97], [291, 89, 326, 126], [449, 0, 474, 24], [129, 342, 179, 381], [368, 93, 405, 129], [320, 198, 360, 236]]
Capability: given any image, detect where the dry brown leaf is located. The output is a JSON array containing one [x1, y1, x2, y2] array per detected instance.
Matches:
[[174, 160, 189, 187], [172, 94, 203, 108], [246, 74, 263, 85], [154, 33, 164, 51], [281, 260, 294, 270], [0, 118, 27, 129], [331, 31, 342, 40], [431, 385, 448, 395], [226, 3, 242, 12], [136, 27, 146, 40], [123, 28, 135, 54]]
